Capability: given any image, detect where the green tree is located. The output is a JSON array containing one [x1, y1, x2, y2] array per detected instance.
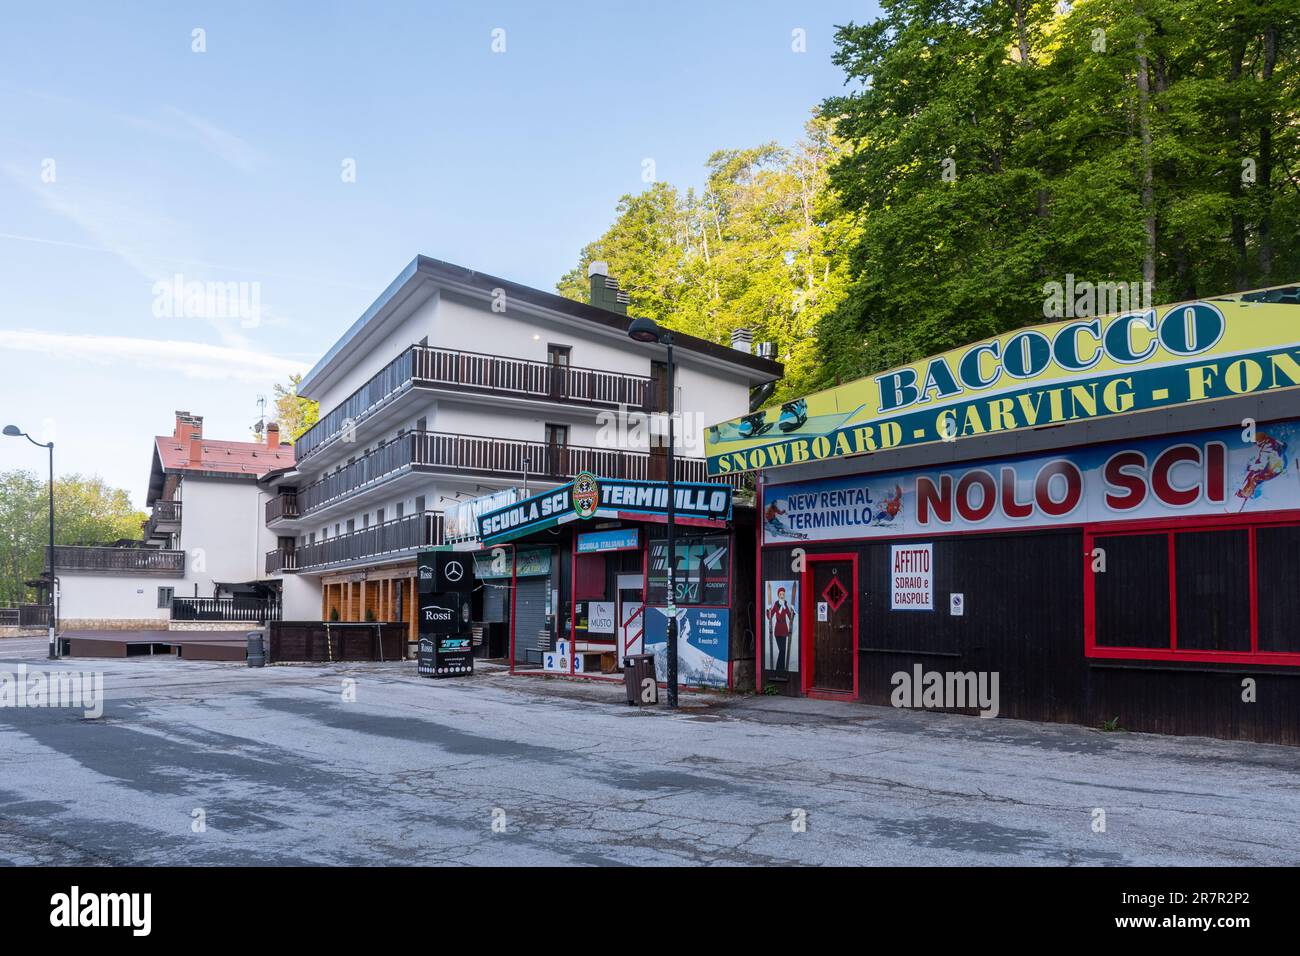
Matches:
[[0, 471, 146, 605], [818, 0, 1299, 384], [272, 373, 319, 442], [558, 116, 855, 403]]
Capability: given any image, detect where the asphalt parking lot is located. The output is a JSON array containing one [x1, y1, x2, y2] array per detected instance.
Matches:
[[1, 635, 1297, 866]]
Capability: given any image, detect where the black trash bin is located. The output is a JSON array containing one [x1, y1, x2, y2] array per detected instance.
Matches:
[[623, 653, 658, 706], [246, 631, 266, 668]]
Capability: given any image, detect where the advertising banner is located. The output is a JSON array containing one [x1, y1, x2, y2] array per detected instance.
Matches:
[[708, 296, 1300, 475], [417, 550, 474, 596], [478, 476, 732, 544], [444, 488, 518, 542], [763, 580, 799, 673], [763, 418, 1300, 544], [643, 606, 730, 689], [472, 547, 552, 580], [890, 544, 933, 610], [576, 528, 640, 553]]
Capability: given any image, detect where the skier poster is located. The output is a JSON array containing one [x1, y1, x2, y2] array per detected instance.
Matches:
[[764, 580, 799, 674]]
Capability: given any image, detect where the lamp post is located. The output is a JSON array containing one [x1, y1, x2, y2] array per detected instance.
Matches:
[[4, 425, 56, 659], [627, 316, 678, 708]]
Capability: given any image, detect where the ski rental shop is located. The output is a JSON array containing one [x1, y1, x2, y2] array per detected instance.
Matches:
[[705, 287, 1300, 744]]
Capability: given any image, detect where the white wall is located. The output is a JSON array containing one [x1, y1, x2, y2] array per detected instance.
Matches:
[[176, 478, 268, 596], [305, 289, 758, 467], [280, 574, 322, 620], [58, 574, 174, 625]]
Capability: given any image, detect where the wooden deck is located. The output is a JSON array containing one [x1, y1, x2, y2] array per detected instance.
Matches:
[[61, 630, 250, 661]]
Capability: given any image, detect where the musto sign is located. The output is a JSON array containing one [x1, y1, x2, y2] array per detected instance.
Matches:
[[762, 419, 1300, 544], [708, 296, 1300, 475]]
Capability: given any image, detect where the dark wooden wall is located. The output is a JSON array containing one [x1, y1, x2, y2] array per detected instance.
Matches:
[[763, 531, 1300, 746]]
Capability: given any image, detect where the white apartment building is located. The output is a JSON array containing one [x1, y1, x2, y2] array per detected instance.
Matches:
[[56, 412, 292, 630], [262, 256, 782, 641]]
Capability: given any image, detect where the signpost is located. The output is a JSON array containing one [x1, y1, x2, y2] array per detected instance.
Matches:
[[417, 549, 475, 678]]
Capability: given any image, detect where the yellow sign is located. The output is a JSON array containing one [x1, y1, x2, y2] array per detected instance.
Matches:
[[706, 291, 1300, 475]]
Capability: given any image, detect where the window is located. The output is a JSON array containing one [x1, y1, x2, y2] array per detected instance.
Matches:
[[396, 502, 404, 519], [416, 417, 427, 432], [415, 496, 426, 514], [157, 587, 174, 609], [548, 344, 572, 366], [1087, 520, 1300, 665], [363, 513, 370, 529], [346, 518, 355, 534], [647, 533, 730, 606], [545, 424, 568, 446], [376, 508, 385, 525]]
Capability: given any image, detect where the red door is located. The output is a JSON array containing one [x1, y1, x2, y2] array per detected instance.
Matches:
[[802, 555, 858, 698]]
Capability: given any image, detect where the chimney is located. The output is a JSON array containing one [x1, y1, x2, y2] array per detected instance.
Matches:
[[266, 423, 280, 448], [588, 261, 629, 315], [173, 410, 203, 444], [189, 436, 203, 465], [755, 341, 776, 360], [730, 328, 753, 354]]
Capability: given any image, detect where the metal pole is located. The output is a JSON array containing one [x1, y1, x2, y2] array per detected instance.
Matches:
[[47, 440, 56, 659], [664, 335, 677, 708]]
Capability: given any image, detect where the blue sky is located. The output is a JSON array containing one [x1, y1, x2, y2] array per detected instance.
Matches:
[[0, 0, 877, 507]]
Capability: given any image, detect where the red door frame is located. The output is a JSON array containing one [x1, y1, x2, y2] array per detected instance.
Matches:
[[801, 552, 859, 699]]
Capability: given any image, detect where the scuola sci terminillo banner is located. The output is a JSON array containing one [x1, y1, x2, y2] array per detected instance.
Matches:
[[706, 294, 1300, 475], [761, 418, 1300, 545], [478, 474, 733, 544]]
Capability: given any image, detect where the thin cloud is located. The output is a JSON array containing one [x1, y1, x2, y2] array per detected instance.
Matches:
[[0, 329, 308, 383], [161, 107, 263, 173]]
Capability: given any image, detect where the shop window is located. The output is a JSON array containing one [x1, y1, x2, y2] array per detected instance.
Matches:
[[1257, 526, 1300, 653], [647, 533, 730, 606], [1093, 534, 1169, 648], [1175, 530, 1251, 652], [1087, 521, 1300, 665]]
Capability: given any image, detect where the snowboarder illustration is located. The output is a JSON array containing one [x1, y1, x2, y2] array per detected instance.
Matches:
[[873, 484, 904, 525], [764, 499, 808, 540], [1234, 432, 1290, 511]]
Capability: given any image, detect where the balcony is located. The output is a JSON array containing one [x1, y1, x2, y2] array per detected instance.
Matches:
[[172, 596, 281, 623], [143, 499, 183, 540], [295, 429, 728, 518], [268, 510, 444, 574], [293, 344, 655, 465], [265, 491, 300, 524], [52, 546, 185, 576]]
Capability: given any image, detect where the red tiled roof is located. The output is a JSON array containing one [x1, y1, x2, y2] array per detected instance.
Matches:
[[155, 437, 294, 477]]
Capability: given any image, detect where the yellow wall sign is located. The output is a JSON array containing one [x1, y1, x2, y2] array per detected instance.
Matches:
[[706, 294, 1300, 475]]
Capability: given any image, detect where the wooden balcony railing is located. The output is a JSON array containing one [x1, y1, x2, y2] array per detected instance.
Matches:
[[143, 499, 183, 539], [265, 491, 299, 523], [172, 596, 281, 623], [294, 429, 726, 517], [51, 546, 185, 575], [0, 604, 49, 628], [293, 344, 655, 464], [268, 511, 444, 573]]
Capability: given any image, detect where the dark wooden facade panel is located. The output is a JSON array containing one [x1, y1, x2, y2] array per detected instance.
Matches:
[[763, 531, 1300, 745]]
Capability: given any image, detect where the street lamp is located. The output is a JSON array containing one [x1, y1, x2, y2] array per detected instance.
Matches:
[[4, 425, 57, 659], [627, 316, 679, 708]]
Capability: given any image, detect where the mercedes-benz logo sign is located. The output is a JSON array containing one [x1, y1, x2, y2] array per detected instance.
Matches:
[[444, 560, 464, 583]]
